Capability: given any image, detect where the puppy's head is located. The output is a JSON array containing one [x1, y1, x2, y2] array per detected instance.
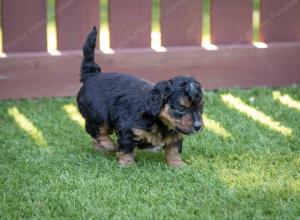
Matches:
[[146, 76, 204, 135]]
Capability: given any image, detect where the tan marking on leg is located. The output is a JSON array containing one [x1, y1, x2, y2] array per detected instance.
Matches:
[[93, 126, 117, 153], [165, 145, 185, 167], [117, 152, 136, 167], [164, 132, 182, 146], [132, 126, 163, 146]]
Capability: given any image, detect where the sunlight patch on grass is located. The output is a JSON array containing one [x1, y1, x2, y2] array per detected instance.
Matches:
[[203, 114, 232, 139], [218, 168, 266, 189], [273, 91, 300, 112], [7, 107, 48, 147], [218, 167, 300, 193], [1, 86, 300, 219], [221, 94, 293, 136], [63, 104, 84, 127], [216, 152, 300, 192]]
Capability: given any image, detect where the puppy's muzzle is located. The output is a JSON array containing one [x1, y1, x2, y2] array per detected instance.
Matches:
[[193, 121, 202, 131]]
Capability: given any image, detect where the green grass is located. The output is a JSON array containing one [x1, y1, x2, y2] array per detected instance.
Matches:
[[1, 86, 300, 219]]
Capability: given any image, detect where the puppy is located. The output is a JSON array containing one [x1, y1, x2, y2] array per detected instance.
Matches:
[[77, 27, 204, 167]]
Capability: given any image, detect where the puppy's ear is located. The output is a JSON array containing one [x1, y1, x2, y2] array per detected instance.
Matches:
[[145, 80, 172, 117]]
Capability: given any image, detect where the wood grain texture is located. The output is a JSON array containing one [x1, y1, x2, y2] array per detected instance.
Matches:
[[160, 0, 202, 46], [260, 0, 300, 42], [2, 0, 47, 52], [211, 0, 253, 45], [56, 0, 100, 50], [109, 0, 152, 49], [1, 43, 300, 99]]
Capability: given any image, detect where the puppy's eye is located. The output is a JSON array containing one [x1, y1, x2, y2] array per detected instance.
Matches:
[[177, 105, 187, 113]]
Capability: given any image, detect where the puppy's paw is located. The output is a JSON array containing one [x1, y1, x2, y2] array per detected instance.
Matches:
[[117, 152, 136, 167], [92, 139, 117, 153], [165, 146, 186, 167], [166, 158, 186, 167]]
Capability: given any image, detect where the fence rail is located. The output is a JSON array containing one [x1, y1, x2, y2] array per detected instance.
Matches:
[[0, 0, 300, 99]]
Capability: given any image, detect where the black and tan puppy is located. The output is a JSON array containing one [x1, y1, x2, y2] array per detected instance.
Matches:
[[77, 27, 204, 167]]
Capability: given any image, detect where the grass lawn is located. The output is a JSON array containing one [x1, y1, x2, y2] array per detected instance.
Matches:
[[1, 86, 300, 219]]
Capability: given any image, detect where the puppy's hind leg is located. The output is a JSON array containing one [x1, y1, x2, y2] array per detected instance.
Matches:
[[117, 130, 137, 166], [95, 129, 117, 153], [95, 134, 117, 153], [86, 122, 117, 153]]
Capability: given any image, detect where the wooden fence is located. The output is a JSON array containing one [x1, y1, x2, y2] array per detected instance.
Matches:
[[0, 0, 300, 99]]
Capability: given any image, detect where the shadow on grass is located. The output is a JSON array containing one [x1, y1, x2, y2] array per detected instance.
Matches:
[[1, 91, 300, 219], [2, 88, 299, 167], [183, 93, 299, 175], [225, 87, 300, 128], [223, 87, 300, 151], [1, 101, 49, 153]]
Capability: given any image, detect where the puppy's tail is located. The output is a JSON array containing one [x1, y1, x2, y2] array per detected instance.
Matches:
[[80, 26, 101, 83]]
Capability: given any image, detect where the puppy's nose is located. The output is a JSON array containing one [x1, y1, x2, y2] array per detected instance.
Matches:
[[193, 121, 202, 131]]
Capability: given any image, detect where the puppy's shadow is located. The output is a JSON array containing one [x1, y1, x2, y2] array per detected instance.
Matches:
[[136, 150, 165, 166], [87, 135, 166, 167]]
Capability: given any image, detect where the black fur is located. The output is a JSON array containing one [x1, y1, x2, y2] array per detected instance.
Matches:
[[145, 80, 173, 117], [77, 28, 204, 158], [80, 26, 101, 83]]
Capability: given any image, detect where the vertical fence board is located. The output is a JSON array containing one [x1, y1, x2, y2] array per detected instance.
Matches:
[[2, 0, 47, 52], [160, 0, 202, 47], [260, 0, 300, 42], [211, 0, 253, 45], [56, 0, 100, 50], [109, 0, 151, 49]]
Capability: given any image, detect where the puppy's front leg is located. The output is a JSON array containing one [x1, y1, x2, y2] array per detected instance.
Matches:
[[117, 131, 137, 167], [165, 139, 185, 167]]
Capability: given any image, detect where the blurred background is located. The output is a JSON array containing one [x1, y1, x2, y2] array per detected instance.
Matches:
[[0, 0, 261, 53]]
